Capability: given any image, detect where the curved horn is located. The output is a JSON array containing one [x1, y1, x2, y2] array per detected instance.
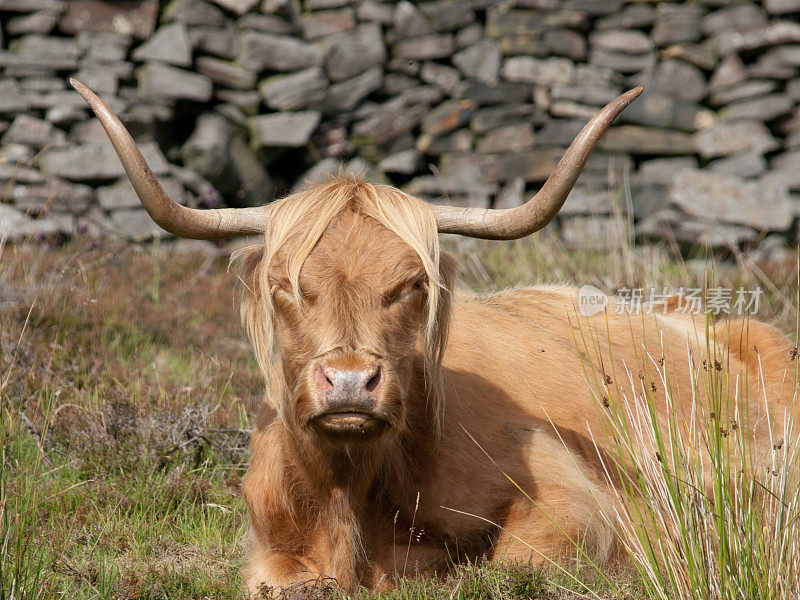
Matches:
[[70, 79, 270, 239], [434, 86, 643, 240]]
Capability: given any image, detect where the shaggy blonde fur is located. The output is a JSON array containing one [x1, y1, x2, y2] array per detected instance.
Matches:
[[230, 176, 797, 597]]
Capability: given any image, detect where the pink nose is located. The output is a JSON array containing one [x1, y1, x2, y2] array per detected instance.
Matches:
[[315, 363, 382, 401]]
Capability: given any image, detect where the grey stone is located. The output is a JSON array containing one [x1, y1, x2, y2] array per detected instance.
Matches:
[[401, 85, 443, 106], [71, 66, 120, 96], [470, 104, 542, 133], [97, 176, 185, 210], [455, 81, 531, 105], [238, 13, 297, 34], [181, 113, 234, 183], [2, 114, 66, 149], [724, 94, 794, 122], [631, 59, 707, 102], [499, 34, 547, 58], [544, 29, 586, 61], [748, 54, 798, 79], [0, 204, 60, 243], [132, 23, 192, 66], [306, 0, 351, 8], [224, 135, 275, 206], [694, 121, 779, 159], [0, 164, 45, 184], [352, 98, 427, 145], [710, 80, 777, 106], [559, 187, 615, 216], [5, 179, 93, 213], [405, 175, 494, 208], [0, 79, 30, 114], [385, 73, 418, 95], [561, 216, 625, 250], [765, 0, 800, 14], [419, 0, 474, 31], [708, 152, 767, 178], [629, 184, 668, 220], [494, 177, 525, 209], [77, 31, 131, 61], [455, 23, 483, 49], [39, 141, 169, 182], [391, 1, 434, 40], [567, 0, 622, 16], [422, 99, 477, 136], [772, 149, 800, 171], [188, 26, 237, 57], [670, 170, 794, 231], [478, 123, 535, 153], [599, 126, 696, 155], [207, 0, 259, 14], [702, 3, 765, 36], [420, 61, 461, 91], [590, 29, 654, 54], [460, 148, 565, 183], [389, 56, 420, 76], [137, 62, 213, 103], [659, 41, 718, 71], [248, 111, 321, 147], [358, 0, 394, 24], [487, 7, 588, 37], [110, 209, 170, 241], [536, 118, 585, 146], [501, 56, 574, 85], [6, 10, 58, 35], [417, 129, 473, 155], [620, 93, 708, 132], [760, 45, 800, 67], [652, 4, 703, 46], [378, 149, 421, 175], [238, 31, 323, 72], [292, 158, 341, 193], [325, 67, 383, 113], [714, 22, 800, 55], [638, 210, 758, 247], [11, 34, 75, 60], [597, 4, 654, 29], [301, 8, 355, 40], [163, 0, 228, 27], [258, 67, 329, 111], [549, 101, 599, 120], [61, 0, 158, 39], [393, 34, 454, 60], [589, 48, 655, 73], [325, 24, 386, 81], [197, 56, 257, 89], [550, 82, 621, 106], [638, 157, 698, 186], [708, 54, 746, 90], [453, 40, 501, 85], [0, 143, 35, 166]]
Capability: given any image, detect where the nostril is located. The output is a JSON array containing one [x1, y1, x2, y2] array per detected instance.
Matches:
[[317, 365, 335, 392], [365, 366, 381, 392]]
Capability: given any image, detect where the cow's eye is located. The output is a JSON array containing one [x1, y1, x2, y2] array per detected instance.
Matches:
[[384, 279, 424, 306]]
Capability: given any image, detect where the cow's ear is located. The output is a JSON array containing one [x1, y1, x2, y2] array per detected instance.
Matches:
[[439, 251, 457, 294]]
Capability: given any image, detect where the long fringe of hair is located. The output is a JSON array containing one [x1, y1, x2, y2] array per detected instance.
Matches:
[[233, 175, 451, 432]]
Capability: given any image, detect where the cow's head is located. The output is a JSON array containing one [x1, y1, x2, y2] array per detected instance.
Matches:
[[70, 79, 641, 448]]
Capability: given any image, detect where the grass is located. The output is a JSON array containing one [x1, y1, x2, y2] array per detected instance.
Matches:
[[1, 227, 799, 599]]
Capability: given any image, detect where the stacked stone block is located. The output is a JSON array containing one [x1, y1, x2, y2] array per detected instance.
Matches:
[[0, 0, 799, 249]]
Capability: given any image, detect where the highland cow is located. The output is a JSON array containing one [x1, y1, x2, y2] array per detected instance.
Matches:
[[71, 80, 797, 596]]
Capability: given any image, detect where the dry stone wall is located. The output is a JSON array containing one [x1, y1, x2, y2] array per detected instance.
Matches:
[[1, 0, 800, 250]]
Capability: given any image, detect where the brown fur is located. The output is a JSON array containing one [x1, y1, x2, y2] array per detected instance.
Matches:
[[233, 176, 798, 596]]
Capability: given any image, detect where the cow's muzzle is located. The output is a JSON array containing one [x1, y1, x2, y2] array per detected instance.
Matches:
[[310, 362, 390, 437]]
